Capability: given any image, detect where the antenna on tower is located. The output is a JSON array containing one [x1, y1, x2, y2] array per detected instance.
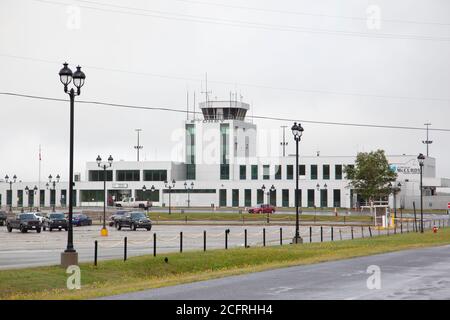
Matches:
[[422, 122, 433, 157], [134, 129, 143, 162], [186, 90, 189, 120], [201, 72, 211, 106], [193, 91, 196, 120]]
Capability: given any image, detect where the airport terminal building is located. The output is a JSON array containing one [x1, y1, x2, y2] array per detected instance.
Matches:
[[2, 99, 450, 210]]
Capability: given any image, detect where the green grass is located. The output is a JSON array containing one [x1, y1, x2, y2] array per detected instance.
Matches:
[[148, 211, 374, 223], [1, 227, 450, 300]]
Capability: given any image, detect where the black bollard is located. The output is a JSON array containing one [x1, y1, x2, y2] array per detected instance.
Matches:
[[244, 229, 247, 248], [153, 233, 156, 257], [124, 237, 127, 261], [280, 228, 283, 246], [309, 226, 312, 243], [204, 230, 206, 252], [180, 231, 183, 253], [225, 229, 229, 249], [94, 240, 98, 266], [263, 228, 266, 247]]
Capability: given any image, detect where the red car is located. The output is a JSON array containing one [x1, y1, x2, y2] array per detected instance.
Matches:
[[248, 204, 275, 214]]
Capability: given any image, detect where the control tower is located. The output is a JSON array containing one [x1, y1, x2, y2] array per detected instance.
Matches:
[[185, 99, 257, 181]]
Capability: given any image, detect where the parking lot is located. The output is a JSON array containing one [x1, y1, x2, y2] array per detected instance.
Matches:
[[0, 223, 373, 269]]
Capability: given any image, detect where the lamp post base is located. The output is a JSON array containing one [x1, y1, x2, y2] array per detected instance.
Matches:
[[61, 251, 78, 268], [291, 235, 303, 244], [101, 227, 108, 237]]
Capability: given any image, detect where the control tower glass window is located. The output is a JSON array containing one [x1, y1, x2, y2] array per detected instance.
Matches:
[[220, 124, 230, 180], [200, 101, 249, 121], [186, 124, 196, 180]]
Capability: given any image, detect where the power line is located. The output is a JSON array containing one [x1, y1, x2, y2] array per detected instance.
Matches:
[[31, 0, 450, 42], [174, 0, 450, 28], [1, 91, 450, 132], [1, 52, 449, 104]]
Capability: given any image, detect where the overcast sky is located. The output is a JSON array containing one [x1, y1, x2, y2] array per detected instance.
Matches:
[[1, 0, 449, 181]]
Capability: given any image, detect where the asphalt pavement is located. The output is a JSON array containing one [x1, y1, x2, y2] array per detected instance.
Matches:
[[104, 244, 450, 300]]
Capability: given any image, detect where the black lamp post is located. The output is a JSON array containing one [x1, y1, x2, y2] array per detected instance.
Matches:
[[142, 184, 156, 210], [291, 122, 304, 244], [4, 174, 17, 212], [261, 184, 275, 206], [388, 182, 402, 220], [25, 185, 38, 211], [97, 155, 113, 236], [418, 153, 425, 233], [164, 179, 176, 214], [46, 174, 60, 212], [184, 181, 194, 208], [59, 62, 85, 267]]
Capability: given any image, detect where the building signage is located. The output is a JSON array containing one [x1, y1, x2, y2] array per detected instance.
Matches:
[[390, 164, 420, 175], [112, 183, 128, 189]]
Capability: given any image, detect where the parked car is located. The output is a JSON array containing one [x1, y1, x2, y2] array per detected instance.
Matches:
[[6, 213, 41, 233], [30, 212, 45, 224], [0, 211, 7, 226], [248, 204, 276, 214], [71, 213, 92, 226], [114, 197, 151, 210], [43, 212, 68, 231], [109, 210, 129, 227], [116, 211, 152, 231]]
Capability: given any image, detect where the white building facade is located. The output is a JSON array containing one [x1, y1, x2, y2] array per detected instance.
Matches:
[[1, 100, 450, 210]]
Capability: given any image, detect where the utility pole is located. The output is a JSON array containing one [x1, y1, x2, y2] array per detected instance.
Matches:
[[280, 126, 288, 157], [422, 123, 432, 157], [134, 129, 143, 162]]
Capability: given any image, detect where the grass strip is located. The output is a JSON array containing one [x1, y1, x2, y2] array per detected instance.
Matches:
[[1, 227, 449, 300]]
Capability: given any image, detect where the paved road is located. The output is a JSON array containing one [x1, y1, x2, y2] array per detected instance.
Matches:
[[104, 245, 450, 300]]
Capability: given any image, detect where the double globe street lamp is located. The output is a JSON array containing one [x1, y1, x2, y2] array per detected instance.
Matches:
[[164, 179, 176, 214], [291, 122, 304, 244], [184, 181, 194, 208], [24, 185, 38, 211], [46, 174, 60, 212], [261, 184, 275, 206], [59, 62, 86, 267], [4, 174, 17, 212], [142, 184, 156, 209], [97, 155, 113, 237], [388, 182, 402, 221]]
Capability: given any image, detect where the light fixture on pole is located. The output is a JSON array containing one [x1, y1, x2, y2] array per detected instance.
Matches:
[[46, 174, 60, 212], [164, 179, 176, 214], [291, 122, 304, 244], [97, 155, 113, 236], [4, 174, 17, 213], [59, 62, 85, 267], [388, 182, 402, 221], [184, 181, 194, 208], [142, 184, 156, 211], [417, 153, 425, 233], [25, 185, 38, 211]]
